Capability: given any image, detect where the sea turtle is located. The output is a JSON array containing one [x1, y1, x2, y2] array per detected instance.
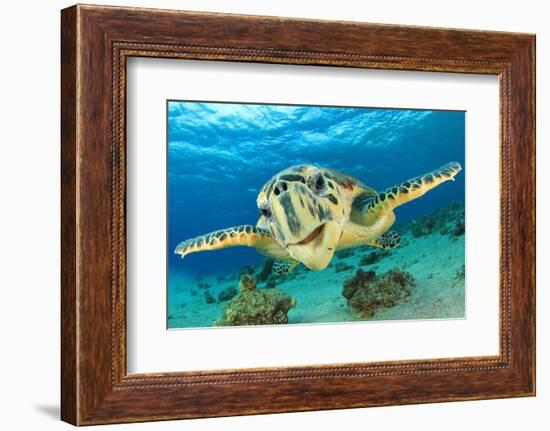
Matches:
[[175, 162, 462, 274]]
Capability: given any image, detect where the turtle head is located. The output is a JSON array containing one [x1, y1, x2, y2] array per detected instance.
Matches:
[[256, 165, 347, 270]]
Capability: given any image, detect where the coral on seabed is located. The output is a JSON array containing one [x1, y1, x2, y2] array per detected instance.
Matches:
[[335, 262, 354, 273], [360, 249, 391, 266], [335, 248, 355, 259], [265, 279, 277, 289], [410, 201, 465, 238], [204, 290, 216, 304], [217, 286, 238, 302], [256, 259, 275, 283], [239, 274, 256, 292], [238, 265, 256, 279], [198, 281, 210, 290], [454, 264, 466, 280], [342, 270, 376, 300], [452, 220, 465, 237], [342, 269, 414, 317], [216, 275, 297, 326]]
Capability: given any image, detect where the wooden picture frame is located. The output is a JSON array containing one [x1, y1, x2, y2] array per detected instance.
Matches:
[[61, 4, 535, 425]]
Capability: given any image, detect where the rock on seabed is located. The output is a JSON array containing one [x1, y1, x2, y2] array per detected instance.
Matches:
[[215, 274, 297, 326]]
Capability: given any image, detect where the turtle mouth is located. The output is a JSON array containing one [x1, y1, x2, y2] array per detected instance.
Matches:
[[295, 223, 326, 246], [286, 221, 340, 270]]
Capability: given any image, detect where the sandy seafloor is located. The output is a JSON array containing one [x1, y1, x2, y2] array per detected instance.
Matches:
[[167, 226, 466, 329]]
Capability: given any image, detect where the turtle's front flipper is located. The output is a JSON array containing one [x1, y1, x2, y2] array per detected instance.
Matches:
[[366, 231, 400, 249], [175, 225, 276, 258], [359, 162, 462, 224]]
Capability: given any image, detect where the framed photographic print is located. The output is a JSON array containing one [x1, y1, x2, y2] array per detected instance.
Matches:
[[61, 4, 535, 425]]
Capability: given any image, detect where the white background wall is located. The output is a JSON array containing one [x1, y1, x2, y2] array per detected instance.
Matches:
[[0, 0, 546, 429]]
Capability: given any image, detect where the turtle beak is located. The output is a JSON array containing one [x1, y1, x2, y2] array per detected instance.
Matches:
[[287, 220, 340, 270]]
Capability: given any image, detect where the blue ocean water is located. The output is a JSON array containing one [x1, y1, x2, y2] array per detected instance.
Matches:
[[167, 101, 465, 276]]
